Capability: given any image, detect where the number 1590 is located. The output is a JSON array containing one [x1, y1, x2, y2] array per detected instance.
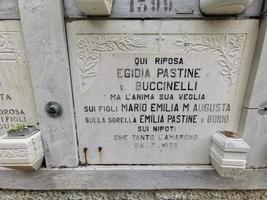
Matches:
[[129, 0, 173, 13]]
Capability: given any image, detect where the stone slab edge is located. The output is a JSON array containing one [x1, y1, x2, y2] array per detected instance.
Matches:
[[0, 166, 266, 190], [18, 0, 79, 167]]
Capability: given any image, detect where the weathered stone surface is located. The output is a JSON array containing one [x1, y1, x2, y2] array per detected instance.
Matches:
[[0, 0, 263, 20], [0, 131, 44, 171], [1, 166, 267, 190], [18, 0, 79, 167], [67, 20, 258, 165], [244, 17, 267, 108], [0, 20, 37, 136], [238, 16, 267, 168], [239, 108, 267, 168], [0, 190, 266, 200], [64, 0, 264, 18]]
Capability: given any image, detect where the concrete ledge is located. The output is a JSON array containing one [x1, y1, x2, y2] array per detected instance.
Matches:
[[0, 166, 267, 190]]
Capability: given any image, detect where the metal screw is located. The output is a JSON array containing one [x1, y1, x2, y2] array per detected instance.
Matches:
[[45, 102, 63, 118]]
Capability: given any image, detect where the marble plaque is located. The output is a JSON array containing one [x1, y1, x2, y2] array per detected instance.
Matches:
[[67, 20, 258, 164], [0, 21, 37, 136]]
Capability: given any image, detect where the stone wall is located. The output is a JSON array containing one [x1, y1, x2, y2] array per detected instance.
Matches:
[[0, 0, 266, 196], [0, 190, 267, 200]]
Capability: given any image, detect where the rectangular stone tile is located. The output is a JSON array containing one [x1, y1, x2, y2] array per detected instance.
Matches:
[[0, 20, 37, 136], [239, 108, 267, 168], [67, 20, 258, 165], [18, 0, 78, 167]]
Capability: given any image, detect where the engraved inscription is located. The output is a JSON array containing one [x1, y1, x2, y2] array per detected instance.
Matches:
[[68, 20, 257, 164], [0, 21, 37, 135], [130, 0, 173, 13], [78, 52, 234, 164], [77, 34, 148, 93]]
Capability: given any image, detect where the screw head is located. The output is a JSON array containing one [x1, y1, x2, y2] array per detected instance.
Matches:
[[45, 102, 62, 118]]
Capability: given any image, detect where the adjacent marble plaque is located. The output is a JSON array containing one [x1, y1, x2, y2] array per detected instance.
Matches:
[[68, 20, 258, 164], [0, 21, 37, 136]]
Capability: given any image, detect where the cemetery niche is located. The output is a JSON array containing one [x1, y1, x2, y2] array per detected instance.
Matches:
[[0, 0, 266, 191], [68, 20, 258, 165]]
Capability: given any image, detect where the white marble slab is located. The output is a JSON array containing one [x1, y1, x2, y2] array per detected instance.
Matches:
[[18, 0, 79, 167], [239, 108, 267, 168], [244, 17, 267, 108], [67, 20, 258, 164], [0, 20, 37, 136]]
